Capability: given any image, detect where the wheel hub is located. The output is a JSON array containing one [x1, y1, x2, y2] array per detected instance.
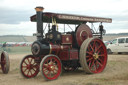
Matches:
[[93, 53, 99, 60], [27, 64, 33, 69], [49, 65, 55, 71]]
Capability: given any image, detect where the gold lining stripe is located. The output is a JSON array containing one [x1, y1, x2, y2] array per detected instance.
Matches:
[[49, 44, 52, 54], [62, 43, 72, 44]]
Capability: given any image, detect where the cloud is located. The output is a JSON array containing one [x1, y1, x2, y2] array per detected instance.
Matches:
[[0, 0, 128, 35], [0, 7, 33, 24], [0, 22, 36, 35]]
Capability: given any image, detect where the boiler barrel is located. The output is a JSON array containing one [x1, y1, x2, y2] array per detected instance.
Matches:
[[31, 41, 70, 56]]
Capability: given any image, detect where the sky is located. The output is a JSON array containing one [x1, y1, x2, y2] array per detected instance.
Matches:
[[0, 0, 128, 35]]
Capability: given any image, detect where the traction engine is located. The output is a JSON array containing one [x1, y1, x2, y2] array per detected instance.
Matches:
[[20, 6, 112, 80]]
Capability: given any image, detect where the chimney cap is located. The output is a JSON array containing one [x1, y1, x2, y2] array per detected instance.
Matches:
[[35, 6, 44, 12]]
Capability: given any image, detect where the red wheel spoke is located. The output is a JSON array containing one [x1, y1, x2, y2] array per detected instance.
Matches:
[[53, 60, 56, 63], [27, 58, 30, 64], [23, 60, 28, 65], [30, 58, 33, 64], [93, 64, 97, 71], [88, 61, 91, 67], [86, 56, 91, 58], [27, 70, 30, 76], [90, 60, 95, 68], [50, 61, 54, 65], [97, 49, 101, 54], [86, 51, 93, 55], [54, 67, 58, 71], [52, 70, 55, 74], [89, 43, 94, 51], [95, 61, 98, 69], [44, 64, 48, 68], [29, 70, 33, 75], [96, 45, 102, 53], [50, 58, 53, 62], [98, 58, 102, 62], [87, 57, 93, 62], [32, 68, 36, 72], [43, 68, 47, 72], [96, 60, 103, 67], [46, 60, 49, 64], [33, 64, 38, 68], [93, 41, 96, 49], [46, 71, 50, 75], [23, 68, 28, 72], [94, 43, 97, 53], [98, 54, 105, 57], [22, 65, 27, 68]]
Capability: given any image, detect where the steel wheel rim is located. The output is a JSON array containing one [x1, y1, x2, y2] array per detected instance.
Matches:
[[20, 55, 39, 78], [41, 55, 61, 80], [86, 39, 107, 73]]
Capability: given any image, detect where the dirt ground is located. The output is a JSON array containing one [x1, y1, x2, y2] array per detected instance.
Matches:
[[0, 53, 128, 85]]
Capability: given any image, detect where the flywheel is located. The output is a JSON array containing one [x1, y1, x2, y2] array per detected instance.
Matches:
[[75, 24, 92, 47]]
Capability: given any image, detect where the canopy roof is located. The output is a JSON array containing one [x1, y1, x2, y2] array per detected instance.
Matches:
[[30, 12, 112, 24]]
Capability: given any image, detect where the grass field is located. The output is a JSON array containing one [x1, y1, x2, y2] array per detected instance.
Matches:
[[0, 46, 31, 54]]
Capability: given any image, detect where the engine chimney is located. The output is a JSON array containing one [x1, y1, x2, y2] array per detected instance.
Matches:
[[35, 6, 44, 40]]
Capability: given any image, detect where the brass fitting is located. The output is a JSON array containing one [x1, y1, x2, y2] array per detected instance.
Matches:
[[35, 6, 44, 12]]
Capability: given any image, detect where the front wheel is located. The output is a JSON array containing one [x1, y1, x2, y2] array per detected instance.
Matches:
[[20, 55, 39, 78], [40, 54, 62, 80]]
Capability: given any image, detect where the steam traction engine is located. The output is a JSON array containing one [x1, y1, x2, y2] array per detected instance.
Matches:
[[20, 7, 112, 80]]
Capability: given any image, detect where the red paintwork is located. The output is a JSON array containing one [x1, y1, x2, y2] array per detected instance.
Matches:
[[69, 49, 78, 60], [61, 34, 72, 44], [59, 49, 78, 60], [76, 24, 93, 47], [59, 50, 69, 60], [50, 44, 71, 55], [50, 44, 61, 55]]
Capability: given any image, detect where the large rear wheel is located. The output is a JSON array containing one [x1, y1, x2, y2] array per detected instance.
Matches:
[[80, 38, 107, 73], [40, 54, 62, 80]]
